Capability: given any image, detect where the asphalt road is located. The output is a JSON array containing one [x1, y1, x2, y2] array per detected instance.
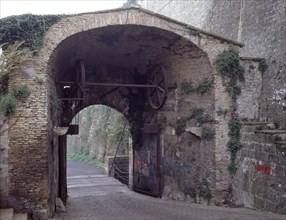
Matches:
[[51, 160, 285, 220]]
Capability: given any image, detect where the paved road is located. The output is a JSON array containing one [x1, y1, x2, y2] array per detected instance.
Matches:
[[52, 160, 285, 220]]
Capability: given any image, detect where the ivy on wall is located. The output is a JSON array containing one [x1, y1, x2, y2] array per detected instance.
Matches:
[[0, 42, 31, 117], [175, 108, 215, 140], [0, 14, 63, 51], [215, 48, 244, 174], [181, 77, 213, 95]]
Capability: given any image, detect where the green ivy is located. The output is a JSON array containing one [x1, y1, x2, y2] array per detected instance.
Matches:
[[12, 84, 31, 100], [175, 117, 187, 136], [189, 108, 213, 124], [181, 80, 195, 95], [215, 49, 244, 174], [258, 59, 268, 73], [196, 78, 213, 95], [0, 94, 17, 116], [181, 78, 213, 95], [202, 127, 215, 141], [0, 14, 63, 51], [215, 49, 245, 100], [227, 119, 242, 173], [217, 107, 228, 118], [184, 187, 197, 203]]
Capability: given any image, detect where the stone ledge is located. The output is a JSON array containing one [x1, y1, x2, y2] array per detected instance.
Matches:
[[241, 121, 268, 125], [274, 141, 286, 145], [255, 130, 286, 134]]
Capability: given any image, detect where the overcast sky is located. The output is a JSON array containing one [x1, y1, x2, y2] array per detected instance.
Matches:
[[0, 0, 126, 18]]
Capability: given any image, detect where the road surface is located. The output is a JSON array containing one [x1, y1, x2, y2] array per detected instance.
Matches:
[[52, 160, 285, 220]]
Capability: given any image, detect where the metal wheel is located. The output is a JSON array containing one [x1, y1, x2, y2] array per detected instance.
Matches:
[[147, 64, 167, 110]]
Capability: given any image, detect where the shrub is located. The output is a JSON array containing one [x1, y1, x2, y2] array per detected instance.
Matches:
[[0, 94, 17, 116], [12, 84, 30, 100]]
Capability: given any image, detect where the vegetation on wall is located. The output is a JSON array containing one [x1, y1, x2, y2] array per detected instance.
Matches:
[[175, 108, 215, 139], [215, 49, 245, 100], [215, 48, 244, 174], [181, 78, 213, 95], [0, 14, 63, 51], [0, 42, 31, 117], [184, 176, 212, 204], [12, 84, 30, 100], [217, 107, 228, 118], [0, 94, 17, 116], [258, 59, 268, 73], [227, 119, 242, 173], [175, 117, 187, 136], [202, 127, 215, 141]]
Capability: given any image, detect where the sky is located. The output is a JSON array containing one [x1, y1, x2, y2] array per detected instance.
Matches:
[[0, 0, 127, 18]]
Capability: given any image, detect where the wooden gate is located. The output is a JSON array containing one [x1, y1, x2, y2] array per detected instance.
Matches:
[[133, 124, 161, 197]]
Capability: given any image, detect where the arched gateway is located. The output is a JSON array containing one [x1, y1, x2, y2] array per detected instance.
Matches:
[[3, 7, 259, 219]]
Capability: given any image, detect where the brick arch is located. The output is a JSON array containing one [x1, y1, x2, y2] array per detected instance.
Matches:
[[6, 7, 244, 219], [38, 7, 223, 72]]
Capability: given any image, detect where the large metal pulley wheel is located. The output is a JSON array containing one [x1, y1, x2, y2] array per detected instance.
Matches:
[[147, 64, 167, 110]]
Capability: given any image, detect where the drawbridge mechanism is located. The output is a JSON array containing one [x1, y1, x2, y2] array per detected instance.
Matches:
[[57, 60, 168, 110]]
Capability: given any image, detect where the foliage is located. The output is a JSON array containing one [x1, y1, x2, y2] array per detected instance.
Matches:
[[227, 119, 242, 173], [12, 84, 30, 100], [217, 107, 228, 118], [0, 41, 32, 84], [185, 175, 212, 204], [189, 107, 204, 119], [215, 49, 245, 100], [258, 59, 268, 73], [0, 42, 31, 116], [196, 78, 213, 95], [202, 127, 215, 141], [175, 118, 187, 136], [34, 76, 45, 85], [181, 80, 195, 95], [67, 105, 131, 162], [198, 177, 212, 204], [0, 14, 63, 51], [184, 187, 197, 203], [181, 78, 213, 95], [158, 115, 167, 125], [0, 94, 17, 116], [189, 108, 213, 124], [215, 49, 244, 174], [67, 151, 106, 169]]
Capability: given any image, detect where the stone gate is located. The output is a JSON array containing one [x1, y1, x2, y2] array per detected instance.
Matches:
[[1, 7, 284, 219]]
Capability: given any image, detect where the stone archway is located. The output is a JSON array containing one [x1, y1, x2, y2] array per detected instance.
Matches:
[[6, 7, 243, 219]]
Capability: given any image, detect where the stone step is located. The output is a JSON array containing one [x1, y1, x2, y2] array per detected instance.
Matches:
[[12, 213, 27, 220], [0, 208, 14, 220]]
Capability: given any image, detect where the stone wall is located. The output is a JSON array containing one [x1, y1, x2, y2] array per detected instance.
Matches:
[[0, 8, 250, 218], [0, 119, 9, 200], [140, 0, 286, 212], [7, 62, 50, 218], [236, 122, 286, 214], [140, 0, 286, 125]]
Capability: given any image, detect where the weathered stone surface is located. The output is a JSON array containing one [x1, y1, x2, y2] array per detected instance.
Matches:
[[32, 209, 48, 220], [55, 198, 66, 213]]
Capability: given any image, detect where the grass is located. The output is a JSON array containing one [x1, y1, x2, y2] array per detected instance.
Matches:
[[67, 151, 106, 169]]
